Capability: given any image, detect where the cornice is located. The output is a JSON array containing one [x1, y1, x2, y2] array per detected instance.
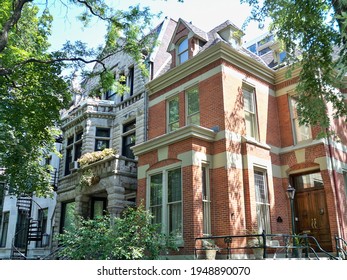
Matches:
[[146, 42, 276, 94], [132, 125, 216, 156]]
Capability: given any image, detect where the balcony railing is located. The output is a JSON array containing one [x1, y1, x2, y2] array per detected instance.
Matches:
[[61, 92, 144, 127], [79, 155, 137, 178]]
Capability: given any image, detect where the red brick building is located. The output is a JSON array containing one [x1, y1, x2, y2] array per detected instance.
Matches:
[[133, 19, 347, 259]]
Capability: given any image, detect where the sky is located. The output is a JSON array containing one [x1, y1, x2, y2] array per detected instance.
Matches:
[[46, 0, 270, 51]]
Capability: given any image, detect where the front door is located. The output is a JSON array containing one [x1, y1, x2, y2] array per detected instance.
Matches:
[[292, 172, 332, 251]]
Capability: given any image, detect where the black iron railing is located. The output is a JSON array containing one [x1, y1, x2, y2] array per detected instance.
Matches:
[[335, 235, 347, 259], [195, 232, 340, 260]]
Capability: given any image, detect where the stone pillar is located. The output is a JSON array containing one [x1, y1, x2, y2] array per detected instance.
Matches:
[[107, 175, 126, 218], [75, 194, 89, 218]]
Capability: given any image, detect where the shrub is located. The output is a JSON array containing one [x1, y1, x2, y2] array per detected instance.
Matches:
[[56, 205, 177, 260]]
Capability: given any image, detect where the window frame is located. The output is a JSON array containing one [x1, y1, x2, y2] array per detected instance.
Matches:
[[243, 85, 259, 140], [177, 37, 189, 65], [95, 127, 111, 151], [64, 130, 83, 176], [186, 86, 200, 126], [289, 95, 312, 144], [127, 66, 134, 96], [122, 120, 136, 159], [254, 169, 271, 234], [36, 208, 48, 248], [167, 95, 180, 132], [202, 164, 211, 236], [60, 200, 76, 234], [0, 211, 10, 247], [147, 166, 183, 242]]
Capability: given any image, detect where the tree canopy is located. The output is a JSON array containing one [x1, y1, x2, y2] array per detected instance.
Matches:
[[0, 0, 157, 196], [242, 0, 347, 137]]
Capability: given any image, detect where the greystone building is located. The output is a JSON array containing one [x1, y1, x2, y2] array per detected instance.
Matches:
[[53, 18, 177, 238]]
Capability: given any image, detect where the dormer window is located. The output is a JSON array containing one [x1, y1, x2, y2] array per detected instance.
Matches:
[[177, 38, 189, 64]]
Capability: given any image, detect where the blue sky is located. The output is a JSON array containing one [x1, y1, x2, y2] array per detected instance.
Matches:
[[46, 0, 270, 51]]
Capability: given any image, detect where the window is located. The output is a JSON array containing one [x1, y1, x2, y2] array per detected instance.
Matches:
[[95, 128, 110, 151], [243, 86, 258, 139], [254, 170, 271, 234], [167, 96, 179, 132], [36, 208, 48, 248], [0, 212, 9, 247], [344, 171, 347, 200], [105, 90, 116, 101], [119, 73, 126, 102], [64, 131, 83, 175], [60, 201, 76, 233], [293, 171, 323, 191], [149, 168, 182, 238], [247, 43, 257, 54], [128, 66, 134, 96], [122, 121, 136, 159], [91, 198, 107, 219], [104, 72, 116, 101], [186, 86, 200, 126], [0, 182, 5, 209], [289, 96, 312, 143], [177, 38, 189, 64], [14, 211, 29, 247], [258, 47, 271, 56], [202, 165, 211, 236]]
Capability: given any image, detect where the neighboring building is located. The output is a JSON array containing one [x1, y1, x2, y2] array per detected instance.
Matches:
[[53, 18, 176, 240], [133, 18, 347, 259], [0, 141, 61, 259]]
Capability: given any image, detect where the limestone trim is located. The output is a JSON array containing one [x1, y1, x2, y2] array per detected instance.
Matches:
[[146, 41, 275, 95], [132, 124, 216, 156]]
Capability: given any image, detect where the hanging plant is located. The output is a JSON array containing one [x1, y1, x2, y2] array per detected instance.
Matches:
[[78, 169, 100, 190], [77, 148, 116, 167]]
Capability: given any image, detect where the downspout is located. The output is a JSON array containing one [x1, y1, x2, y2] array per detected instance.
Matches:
[[326, 132, 344, 239]]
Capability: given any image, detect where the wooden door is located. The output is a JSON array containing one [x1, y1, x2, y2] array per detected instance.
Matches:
[[295, 189, 332, 251]]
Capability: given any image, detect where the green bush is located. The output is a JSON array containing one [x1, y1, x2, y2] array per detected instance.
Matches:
[[56, 205, 178, 260]]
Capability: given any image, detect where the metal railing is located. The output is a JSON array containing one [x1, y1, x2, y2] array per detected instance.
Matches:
[[335, 235, 347, 259], [195, 232, 340, 260]]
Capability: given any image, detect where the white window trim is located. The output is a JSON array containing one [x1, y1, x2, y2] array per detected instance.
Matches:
[[185, 86, 200, 126], [288, 95, 312, 145], [243, 86, 259, 141], [177, 37, 189, 65], [343, 170, 347, 200], [146, 163, 183, 245], [167, 95, 179, 132], [201, 163, 211, 236], [253, 168, 271, 234]]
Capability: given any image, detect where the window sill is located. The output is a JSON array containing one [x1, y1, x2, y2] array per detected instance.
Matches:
[[241, 136, 271, 150]]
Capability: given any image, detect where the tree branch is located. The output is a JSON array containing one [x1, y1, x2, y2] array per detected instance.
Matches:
[[0, 0, 33, 53], [21, 56, 108, 72], [75, 0, 111, 21]]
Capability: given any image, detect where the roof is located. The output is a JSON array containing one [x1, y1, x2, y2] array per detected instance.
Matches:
[[161, 18, 277, 75]]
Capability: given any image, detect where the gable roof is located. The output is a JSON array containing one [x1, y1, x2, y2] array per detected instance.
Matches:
[[162, 17, 275, 74], [167, 18, 208, 52]]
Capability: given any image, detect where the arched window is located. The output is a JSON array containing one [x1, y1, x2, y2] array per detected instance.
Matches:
[[177, 37, 188, 64]]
